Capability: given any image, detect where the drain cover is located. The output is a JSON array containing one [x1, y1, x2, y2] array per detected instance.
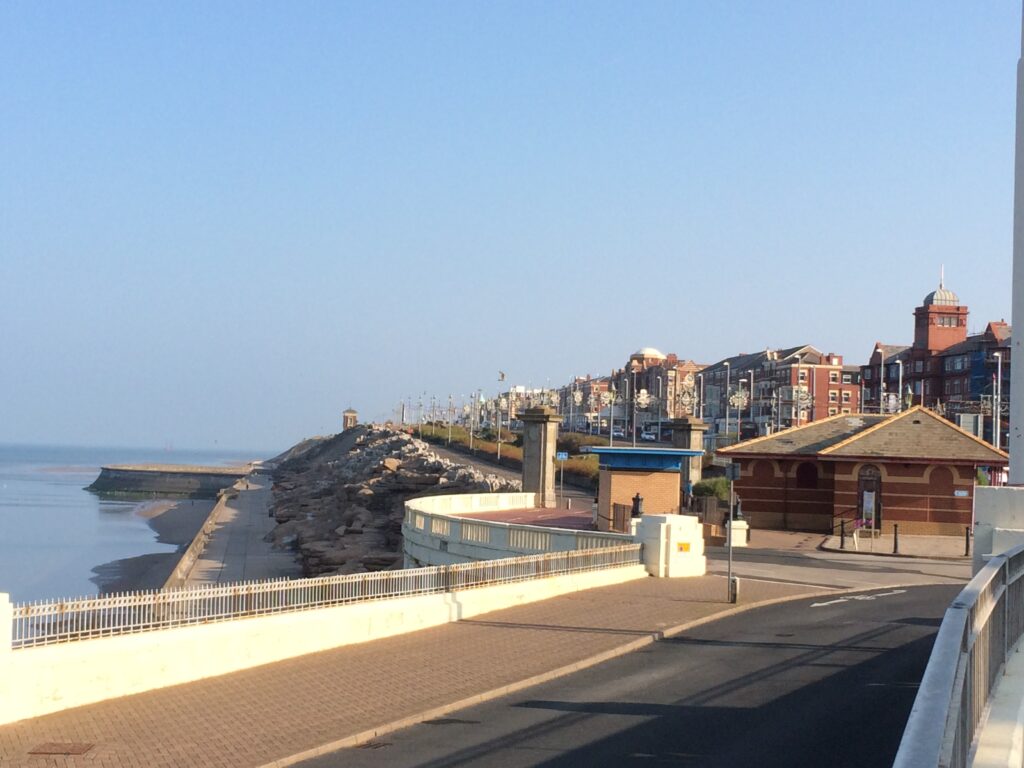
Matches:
[[29, 743, 94, 755]]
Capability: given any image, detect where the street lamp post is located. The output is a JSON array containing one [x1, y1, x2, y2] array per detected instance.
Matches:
[[748, 368, 755, 435], [879, 351, 886, 414], [697, 372, 704, 420], [995, 351, 1003, 450], [896, 360, 904, 413], [724, 362, 731, 441], [737, 379, 747, 439], [657, 376, 663, 439], [629, 368, 639, 447]]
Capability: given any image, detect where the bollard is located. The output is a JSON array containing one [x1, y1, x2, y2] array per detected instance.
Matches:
[[965, 526, 971, 557], [893, 523, 899, 555], [840, 519, 846, 550]]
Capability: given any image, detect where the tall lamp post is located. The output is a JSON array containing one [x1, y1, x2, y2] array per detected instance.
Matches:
[[748, 368, 756, 435], [656, 376, 664, 439], [724, 361, 731, 441], [896, 360, 904, 412], [602, 391, 616, 446], [697, 372, 704, 420], [735, 379, 748, 439], [995, 351, 1003, 450]]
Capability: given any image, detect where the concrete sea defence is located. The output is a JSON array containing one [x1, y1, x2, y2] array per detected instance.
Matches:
[[87, 464, 249, 499]]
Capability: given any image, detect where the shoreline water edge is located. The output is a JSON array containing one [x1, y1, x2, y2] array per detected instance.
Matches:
[[89, 498, 218, 593], [0, 444, 261, 602]]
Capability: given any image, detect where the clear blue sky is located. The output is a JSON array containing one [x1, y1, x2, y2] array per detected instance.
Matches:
[[1, 1, 1019, 453]]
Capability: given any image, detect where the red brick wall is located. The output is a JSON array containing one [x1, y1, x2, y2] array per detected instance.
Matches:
[[736, 457, 977, 535], [831, 461, 973, 536]]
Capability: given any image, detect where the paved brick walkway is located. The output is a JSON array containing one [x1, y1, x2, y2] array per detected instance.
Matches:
[[0, 575, 821, 768]]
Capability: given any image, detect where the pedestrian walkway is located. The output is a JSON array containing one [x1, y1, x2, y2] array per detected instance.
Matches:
[[186, 473, 303, 586], [0, 575, 823, 768]]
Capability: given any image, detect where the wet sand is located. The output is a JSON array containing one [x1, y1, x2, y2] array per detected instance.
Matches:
[[90, 498, 216, 593]]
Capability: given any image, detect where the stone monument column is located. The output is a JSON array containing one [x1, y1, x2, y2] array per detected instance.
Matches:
[[671, 416, 708, 500], [521, 407, 560, 508]]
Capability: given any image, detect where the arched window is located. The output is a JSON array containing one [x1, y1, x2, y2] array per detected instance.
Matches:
[[795, 462, 818, 489]]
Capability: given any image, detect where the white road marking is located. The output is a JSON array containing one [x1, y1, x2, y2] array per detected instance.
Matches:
[[810, 589, 907, 608]]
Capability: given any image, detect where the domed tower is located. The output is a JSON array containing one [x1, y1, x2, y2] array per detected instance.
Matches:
[[913, 271, 968, 352]]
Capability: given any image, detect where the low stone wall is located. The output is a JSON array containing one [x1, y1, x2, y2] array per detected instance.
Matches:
[[88, 465, 249, 498], [161, 488, 235, 590], [403, 492, 632, 567], [0, 564, 646, 725]]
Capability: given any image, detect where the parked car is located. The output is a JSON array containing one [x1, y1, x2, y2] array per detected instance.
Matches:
[[640, 430, 657, 442], [612, 426, 625, 438]]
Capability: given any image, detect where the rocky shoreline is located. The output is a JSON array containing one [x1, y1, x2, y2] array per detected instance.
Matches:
[[266, 425, 521, 576]]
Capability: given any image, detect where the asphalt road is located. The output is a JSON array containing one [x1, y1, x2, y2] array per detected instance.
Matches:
[[707, 543, 969, 590], [299, 583, 958, 768]]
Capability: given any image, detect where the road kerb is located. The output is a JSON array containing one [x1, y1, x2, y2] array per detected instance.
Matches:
[[256, 578, 929, 768]]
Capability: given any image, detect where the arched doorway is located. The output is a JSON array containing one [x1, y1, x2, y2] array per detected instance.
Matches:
[[858, 464, 882, 529]]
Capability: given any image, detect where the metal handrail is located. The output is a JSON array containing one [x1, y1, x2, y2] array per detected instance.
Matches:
[[893, 542, 1024, 768]]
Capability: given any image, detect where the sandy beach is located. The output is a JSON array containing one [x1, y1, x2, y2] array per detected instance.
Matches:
[[90, 499, 216, 593]]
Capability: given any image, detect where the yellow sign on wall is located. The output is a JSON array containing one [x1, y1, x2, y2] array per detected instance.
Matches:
[[677, 542, 690, 553]]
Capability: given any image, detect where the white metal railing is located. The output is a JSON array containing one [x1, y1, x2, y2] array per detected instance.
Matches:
[[893, 542, 1024, 768], [403, 498, 632, 561], [10, 544, 642, 649]]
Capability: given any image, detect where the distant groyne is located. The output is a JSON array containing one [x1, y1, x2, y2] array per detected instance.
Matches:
[[87, 464, 249, 498]]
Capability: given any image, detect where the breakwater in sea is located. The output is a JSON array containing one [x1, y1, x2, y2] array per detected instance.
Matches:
[[88, 464, 249, 498]]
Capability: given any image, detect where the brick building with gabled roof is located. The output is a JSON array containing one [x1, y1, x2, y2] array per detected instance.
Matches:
[[718, 407, 1007, 536]]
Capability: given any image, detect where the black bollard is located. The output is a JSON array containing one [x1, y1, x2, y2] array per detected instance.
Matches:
[[840, 519, 846, 550], [893, 524, 899, 555], [965, 526, 971, 557]]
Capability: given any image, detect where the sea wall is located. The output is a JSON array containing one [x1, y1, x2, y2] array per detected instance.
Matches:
[[87, 465, 248, 499], [0, 564, 647, 725]]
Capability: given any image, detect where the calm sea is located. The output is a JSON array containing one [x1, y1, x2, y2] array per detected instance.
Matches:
[[0, 444, 263, 603]]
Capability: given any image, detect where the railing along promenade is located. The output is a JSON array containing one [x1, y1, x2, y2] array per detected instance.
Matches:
[[403, 492, 633, 565], [893, 542, 1024, 768], [10, 544, 642, 649]]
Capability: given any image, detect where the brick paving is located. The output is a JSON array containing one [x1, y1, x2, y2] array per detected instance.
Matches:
[[0, 575, 821, 768]]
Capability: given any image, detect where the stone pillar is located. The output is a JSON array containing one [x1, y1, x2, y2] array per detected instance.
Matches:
[[671, 416, 708, 496], [521, 407, 560, 508]]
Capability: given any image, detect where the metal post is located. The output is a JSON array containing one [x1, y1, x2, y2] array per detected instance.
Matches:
[[749, 368, 756, 435], [897, 360, 904, 412], [657, 376, 663, 440], [724, 362, 731, 441], [727, 477, 736, 603], [995, 352, 1003, 450], [893, 523, 899, 554], [447, 394, 453, 446], [631, 369, 637, 448], [698, 373, 704, 420], [840, 519, 846, 550], [965, 526, 972, 557]]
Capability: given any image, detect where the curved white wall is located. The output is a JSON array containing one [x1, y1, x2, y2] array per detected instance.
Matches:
[[403, 492, 633, 567]]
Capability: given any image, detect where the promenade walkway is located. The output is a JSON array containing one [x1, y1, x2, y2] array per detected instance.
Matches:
[[0, 575, 821, 768], [186, 473, 303, 586]]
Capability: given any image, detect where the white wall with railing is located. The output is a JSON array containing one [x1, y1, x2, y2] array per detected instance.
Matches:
[[403, 492, 633, 567], [0, 545, 644, 726]]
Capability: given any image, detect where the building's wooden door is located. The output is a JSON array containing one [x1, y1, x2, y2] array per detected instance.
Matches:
[[858, 464, 882, 529]]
